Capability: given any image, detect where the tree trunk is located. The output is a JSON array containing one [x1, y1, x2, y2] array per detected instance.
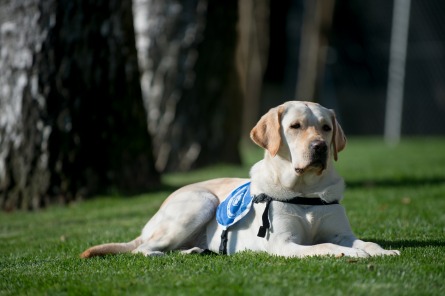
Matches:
[[133, 0, 242, 172], [295, 0, 335, 101], [237, 0, 269, 139], [0, 0, 159, 211]]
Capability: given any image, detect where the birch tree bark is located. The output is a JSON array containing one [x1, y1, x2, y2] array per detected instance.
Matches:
[[0, 0, 159, 211], [133, 0, 242, 172]]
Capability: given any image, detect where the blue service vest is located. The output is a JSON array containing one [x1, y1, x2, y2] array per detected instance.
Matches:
[[216, 181, 253, 230]]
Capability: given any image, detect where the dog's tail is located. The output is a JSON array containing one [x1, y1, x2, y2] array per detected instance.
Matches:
[[80, 236, 143, 258]]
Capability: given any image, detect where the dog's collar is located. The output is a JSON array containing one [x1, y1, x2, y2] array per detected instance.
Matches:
[[252, 193, 339, 206], [252, 193, 339, 238]]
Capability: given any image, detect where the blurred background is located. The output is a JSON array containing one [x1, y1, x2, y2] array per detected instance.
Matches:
[[1, 0, 444, 210]]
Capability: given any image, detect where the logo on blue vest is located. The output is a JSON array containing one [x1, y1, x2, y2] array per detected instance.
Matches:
[[216, 182, 253, 229]]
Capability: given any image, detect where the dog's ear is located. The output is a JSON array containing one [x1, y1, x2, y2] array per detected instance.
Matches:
[[250, 106, 284, 157], [331, 111, 347, 161]]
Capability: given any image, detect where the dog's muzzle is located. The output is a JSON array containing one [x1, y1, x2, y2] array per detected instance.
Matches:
[[309, 140, 328, 169], [294, 140, 328, 175]]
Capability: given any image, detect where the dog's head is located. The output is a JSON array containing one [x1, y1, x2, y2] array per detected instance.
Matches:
[[250, 101, 346, 176]]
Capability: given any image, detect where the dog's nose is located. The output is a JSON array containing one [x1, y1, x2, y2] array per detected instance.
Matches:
[[310, 140, 327, 154]]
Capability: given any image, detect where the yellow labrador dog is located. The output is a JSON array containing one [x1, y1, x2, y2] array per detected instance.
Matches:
[[81, 101, 400, 258]]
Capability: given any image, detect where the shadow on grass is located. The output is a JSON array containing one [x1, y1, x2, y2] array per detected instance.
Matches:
[[112, 176, 444, 199], [367, 239, 445, 249], [104, 183, 181, 199], [346, 176, 445, 189]]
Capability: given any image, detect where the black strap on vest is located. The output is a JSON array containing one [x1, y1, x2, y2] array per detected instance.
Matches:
[[252, 194, 339, 238], [219, 229, 229, 255], [218, 193, 339, 254], [252, 194, 273, 238]]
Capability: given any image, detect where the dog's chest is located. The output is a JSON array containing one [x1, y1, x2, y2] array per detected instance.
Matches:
[[269, 202, 329, 242], [273, 203, 320, 224]]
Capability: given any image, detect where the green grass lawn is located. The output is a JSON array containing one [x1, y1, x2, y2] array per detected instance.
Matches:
[[1, 138, 445, 295]]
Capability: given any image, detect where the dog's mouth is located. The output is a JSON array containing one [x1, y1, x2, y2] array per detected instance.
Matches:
[[310, 159, 327, 174], [294, 154, 327, 175]]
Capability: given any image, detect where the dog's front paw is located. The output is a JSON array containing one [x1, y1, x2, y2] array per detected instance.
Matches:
[[368, 249, 400, 256], [353, 241, 400, 256]]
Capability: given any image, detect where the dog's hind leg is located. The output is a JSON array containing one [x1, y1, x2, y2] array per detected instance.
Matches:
[[133, 191, 218, 256], [180, 247, 207, 254]]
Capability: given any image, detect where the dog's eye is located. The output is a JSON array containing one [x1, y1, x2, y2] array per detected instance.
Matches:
[[322, 125, 332, 132], [290, 123, 301, 129]]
